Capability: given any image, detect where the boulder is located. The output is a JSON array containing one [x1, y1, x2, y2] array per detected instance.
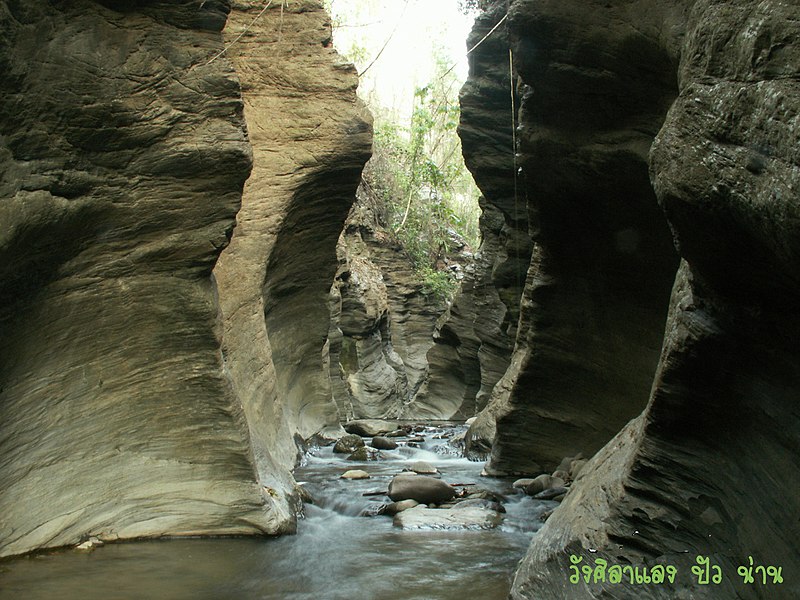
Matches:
[[333, 434, 365, 454], [524, 475, 565, 496], [393, 506, 503, 530], [347, 447, 369, 461], [388, 475, 455, 505], [383, 499, 420, 515], [512, 478, 535, 489], [532, 487, 569, 501], [371, 436, 398, 450], [344, 419, 397, 437]]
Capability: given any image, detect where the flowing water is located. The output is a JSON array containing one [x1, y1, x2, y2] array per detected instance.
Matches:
[[0, 425, 553, 600]]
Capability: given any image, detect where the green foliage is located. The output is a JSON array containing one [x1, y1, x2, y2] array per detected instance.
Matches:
[[363, 53, 481, 304], [458, 0, 493, 14], [418, 265, 458, 303]]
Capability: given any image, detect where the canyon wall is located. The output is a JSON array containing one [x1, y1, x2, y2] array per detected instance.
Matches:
[[454, 0, 800, 597], [326, 186, 447, 420], [0, 0, 369, 557], [213, 0, 370, 474], [420, 4, 530, 423], [465, 0, 682, 474]]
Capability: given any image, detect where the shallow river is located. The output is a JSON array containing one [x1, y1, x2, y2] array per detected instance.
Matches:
[[0, 425, 552, 600]]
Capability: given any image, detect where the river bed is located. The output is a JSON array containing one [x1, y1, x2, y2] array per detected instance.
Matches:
[[0, 425, 552, 599]]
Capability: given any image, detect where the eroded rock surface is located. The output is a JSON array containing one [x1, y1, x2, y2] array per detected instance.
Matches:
[[0, 0, 269, 558], [505, 0, 800, 598], [474, 0, 682, 476], [213, 0, 371, 501], [416, 4, 529, 421], [327, 190, 443, 419], [0, 0, 370, 557]]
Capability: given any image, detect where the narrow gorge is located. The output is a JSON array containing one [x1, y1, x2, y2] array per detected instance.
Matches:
[[1, 1, 798, 599]]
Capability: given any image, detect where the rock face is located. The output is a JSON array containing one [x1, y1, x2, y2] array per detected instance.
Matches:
[[489, 0, 800, 598], [0, 0, 370, 558], [472, 0, 682, 476], [326, 190, 443, 419], [417, 4, 530, 420], [214, 0, 372, 480], [327, 183, 474, 420]]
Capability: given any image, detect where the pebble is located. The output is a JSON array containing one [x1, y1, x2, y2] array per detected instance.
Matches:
[[408, 461, 438, 475], [341, 470, 370, 480]]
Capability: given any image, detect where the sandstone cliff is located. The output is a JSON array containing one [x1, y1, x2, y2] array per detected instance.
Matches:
[[0, 0, 369, 557], [464, 0, 800, 598], [326, 185, 445, 420], [471, 0, 682, 475], [420, 4, 530, 423], [213, 0, 370, 482]]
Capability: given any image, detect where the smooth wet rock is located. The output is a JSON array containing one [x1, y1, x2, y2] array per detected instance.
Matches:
[[408, 461, 438, 475], [465, 417, 477, 426], [524, 475, 565, 496], [512, 478, 535, 489], [453, 498, 506, 513], [388, 475, 455, 505], [386, 430, 407, 438], [347, 447, 369, 461], [75, 537, 103, 552], [465, 489, 506, 503], [533, 487, 569, 501], [393, 506, 503, 530], [371, 436, 398, 450], [551, 469, 569, 481], [341, 470, 370, 480], [383, 499, 420, 515], [344, 419, 397, 437], [333, 434, 365, 454]]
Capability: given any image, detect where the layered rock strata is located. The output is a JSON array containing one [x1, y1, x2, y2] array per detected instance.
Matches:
[[506, 0, 800, 598], [420, 4, 530, 421], [471, 0, 681, 474], [0, 0, 369, 557], [213, 0, 371, 478], [0, 0, 266, 557], [327, 188, 444, 420]]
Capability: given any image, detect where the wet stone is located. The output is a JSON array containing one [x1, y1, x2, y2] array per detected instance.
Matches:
[[333, 434, 365, 454], [388, 474, 455, 505], [341, 470, 370, 480], [371, 436, 398, 450], [408, 461, 437, 475]]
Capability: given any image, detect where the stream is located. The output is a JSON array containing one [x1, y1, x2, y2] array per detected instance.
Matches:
[[0, 424, 553, 599]]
